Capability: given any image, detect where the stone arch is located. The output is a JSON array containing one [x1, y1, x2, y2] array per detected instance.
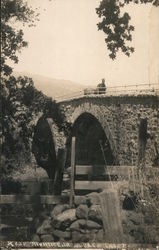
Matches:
[[67, 104, 119, 164], [32, 116, 57, 179], [66, 111, 118, 167]]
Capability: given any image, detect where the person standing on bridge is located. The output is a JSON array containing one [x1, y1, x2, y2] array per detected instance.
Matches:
[[97, 78, 106, 94]]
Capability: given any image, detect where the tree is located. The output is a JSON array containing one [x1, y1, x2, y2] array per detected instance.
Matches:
[[96, 0, 159, 59], [1, 0, 68, 178], [1, 0, 38, 76]]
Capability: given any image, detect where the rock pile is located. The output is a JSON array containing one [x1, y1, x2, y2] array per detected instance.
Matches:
[[32, 195, 105, 243]]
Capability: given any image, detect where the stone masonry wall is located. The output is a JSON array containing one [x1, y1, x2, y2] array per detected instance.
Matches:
[[60, 95, 159, 166]]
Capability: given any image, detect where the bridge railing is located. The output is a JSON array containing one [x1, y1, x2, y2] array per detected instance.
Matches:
[[56, 83, 159, 102]]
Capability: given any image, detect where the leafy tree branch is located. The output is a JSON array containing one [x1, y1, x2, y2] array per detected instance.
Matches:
[[96, 0, 159, 59]]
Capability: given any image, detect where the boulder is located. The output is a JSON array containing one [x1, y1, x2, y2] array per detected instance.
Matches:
[[31, 234, 41, 242], [58, 237, 71, 242], [88, 205, 102, 224], [72, 230, 99, 243], [53, 209, 76, 229], [76, 204, 89, 219], [74, 196, 87, 206], [86, 220, 102, 230], [70, 219, 86, 231], [41, 234, 54, 242], [43, 218, 52, 227], [51, 204, 69, 219], [88, 229, 100, 242], [86, 192, 100, 205], [70, 219, 102, 231], [72, 231, 89, 243], [52, 229, 71, 239]]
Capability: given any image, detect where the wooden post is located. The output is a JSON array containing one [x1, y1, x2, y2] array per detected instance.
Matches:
[[99, 190, 123, 243], [69, 137, 76, 208], [53, 148, 67, 195]]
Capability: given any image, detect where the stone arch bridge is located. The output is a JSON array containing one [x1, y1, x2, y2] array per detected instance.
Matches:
[[33, 94, 159, 181], [58, 95, 159, 167]]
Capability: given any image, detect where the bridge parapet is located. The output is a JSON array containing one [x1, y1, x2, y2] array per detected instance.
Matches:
[[56, 83, 159, 103]]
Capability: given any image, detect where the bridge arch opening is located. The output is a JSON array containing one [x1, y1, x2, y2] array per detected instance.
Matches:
[[32, 117, 57, 179], [66, 112, 115, 166]]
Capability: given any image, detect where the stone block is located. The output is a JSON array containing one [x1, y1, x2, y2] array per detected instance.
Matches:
[[72, 229, 104, 243], [52, 229, 71, 239], [88, 205, 102, 224], [76, 204, 89, 219], [86, 192, 100, 205], [74, 196, 87, 206], [53, 209, 76, 229], [70, 219, 102, 231]]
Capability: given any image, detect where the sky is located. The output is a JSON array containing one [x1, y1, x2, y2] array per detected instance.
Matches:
[[11, 0, 159, 87]]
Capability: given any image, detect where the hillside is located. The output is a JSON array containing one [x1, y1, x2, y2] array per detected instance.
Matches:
[[13, 72, 86, 100]]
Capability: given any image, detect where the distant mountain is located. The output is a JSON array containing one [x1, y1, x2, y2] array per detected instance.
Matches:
[[13, 71, 86, 100]]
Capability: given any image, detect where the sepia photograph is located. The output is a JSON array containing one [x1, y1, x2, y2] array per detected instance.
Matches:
[[1, 0, 159, 249]]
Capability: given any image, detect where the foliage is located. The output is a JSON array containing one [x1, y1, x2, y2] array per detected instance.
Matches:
[[134, 184, 159, 243], [96, 0, 159, 59], [1, 0, 38, 76], [0, 0, 68, 179], [121, 171, 159, 243]]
